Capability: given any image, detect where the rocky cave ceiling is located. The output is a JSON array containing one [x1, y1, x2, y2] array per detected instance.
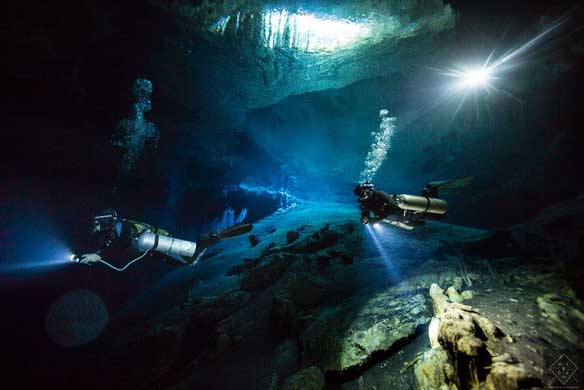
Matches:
[[148, 0, 456, 125]]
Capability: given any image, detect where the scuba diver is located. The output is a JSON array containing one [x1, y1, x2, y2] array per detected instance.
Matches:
[[71, 209, 253, 271], [353, 177, 472, 230]]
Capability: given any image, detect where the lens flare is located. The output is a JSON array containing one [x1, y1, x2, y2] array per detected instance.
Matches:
[[45, 289, 109, 348], [458, 67, 492, 89], [427, 15, 572, 124], [442, 63, 496, 94]]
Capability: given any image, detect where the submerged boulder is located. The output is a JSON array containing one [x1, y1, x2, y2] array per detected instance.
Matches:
[[270, 296, 299, 337], [507, 197, 584, 296], [288, 222, 360, 258], [226, 257, 261, 276], [106, 327, 181, 389], [290, 224, 341, 253], [270, 273, 325, 337], [240, 253, 297, 291], [483, 362, 542, 390], [301, 288, 431, 374], [248, 234, 260, 247], [414, 348, 456, 390], [281, 367, 326, 390], [278, 273, 324, 310], [185, 289, 253, 326], [537, 292, 584, 349], [286, 230, 300, 244], [96, 289, 252, 388]]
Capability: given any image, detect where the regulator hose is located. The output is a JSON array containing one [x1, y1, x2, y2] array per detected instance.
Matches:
[[97, 250, 150, 272]]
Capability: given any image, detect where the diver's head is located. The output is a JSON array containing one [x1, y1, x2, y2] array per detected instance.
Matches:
[[91, 209, 118, 234], [353, 182, 375, 200]]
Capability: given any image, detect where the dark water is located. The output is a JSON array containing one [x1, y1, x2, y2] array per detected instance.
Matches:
[[2, 0, 584, 388]]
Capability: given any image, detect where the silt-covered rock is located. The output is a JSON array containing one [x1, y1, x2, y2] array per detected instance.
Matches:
[[281, 366, 326, 390], [301, 288, 431, 374], [240, 253, 296, 291]]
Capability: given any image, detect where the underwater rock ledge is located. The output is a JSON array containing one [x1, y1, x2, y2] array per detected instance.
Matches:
[[73, 199, 584, 389], [148, 0, 456, 124]]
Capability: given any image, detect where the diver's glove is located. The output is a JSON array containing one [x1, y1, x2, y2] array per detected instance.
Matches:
[[79, 253, 102, 265]]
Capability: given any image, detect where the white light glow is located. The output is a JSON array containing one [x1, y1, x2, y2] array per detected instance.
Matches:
[[212, 8, 372, 52], [459, 68, 491, 89], [428, 16, 570, 124], [267, 10, 370, 52]]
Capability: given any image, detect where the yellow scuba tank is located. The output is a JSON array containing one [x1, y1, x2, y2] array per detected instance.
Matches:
[[395, 194, 448, 215]]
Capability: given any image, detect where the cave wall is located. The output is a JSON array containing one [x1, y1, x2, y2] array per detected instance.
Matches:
[[244, 25, 584, 227], [2, 0, 584, 232]]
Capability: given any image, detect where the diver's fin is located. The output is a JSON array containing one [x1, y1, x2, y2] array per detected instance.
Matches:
[[188, 247, 208, 267], [214, 223, 253, 239], [424, 176, 473, 197], [185, 224, 253, 267]]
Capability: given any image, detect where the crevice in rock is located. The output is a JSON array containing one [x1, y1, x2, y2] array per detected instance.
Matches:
[[324, 323, 428, 384], [476, 346, 493, 384]]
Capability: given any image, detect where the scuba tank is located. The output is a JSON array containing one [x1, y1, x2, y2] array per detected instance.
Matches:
[[132, 233, 198, 257], [130, 223, 254, 258], [395, 194, 448, 215], [128, 219, 193, 257]]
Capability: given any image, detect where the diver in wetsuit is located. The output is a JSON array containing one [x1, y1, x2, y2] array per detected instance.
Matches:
[[74, 209, 252, 270], [354, 177, 472, 230]]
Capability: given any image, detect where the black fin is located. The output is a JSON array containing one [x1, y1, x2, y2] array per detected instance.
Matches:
[[425, 176, 473, 197]]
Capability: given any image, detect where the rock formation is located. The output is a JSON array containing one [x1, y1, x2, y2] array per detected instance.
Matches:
[[415, 283, 543, 390], [302, 288, 431, 375], [281, 366, 326, 390]]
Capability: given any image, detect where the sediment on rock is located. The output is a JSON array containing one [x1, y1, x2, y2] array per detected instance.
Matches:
[[281, 366, 326, 390], [301, 287, 431, 379], [415, 283, 543, 390]]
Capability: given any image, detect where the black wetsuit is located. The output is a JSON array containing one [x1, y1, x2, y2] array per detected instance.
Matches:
[[94, 220, 139, 261], [359, 190, 402, 224]]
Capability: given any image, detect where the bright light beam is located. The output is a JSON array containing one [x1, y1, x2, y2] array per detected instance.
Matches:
[[426, 15, 573, 124], [0, 239, 73, 273], [440, 62, 497, 94], [365, 223, 401, 283], [492, 18, 567, 70], [458, 67, 491, 89]]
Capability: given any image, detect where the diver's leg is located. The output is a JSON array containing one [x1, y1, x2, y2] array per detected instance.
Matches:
[[186, 247, 208, 266], [423, 176, 473, 197], [184, 224, 254, 266], [186, 233, 220, 266]]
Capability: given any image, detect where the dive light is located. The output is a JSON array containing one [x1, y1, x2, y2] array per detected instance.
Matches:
[[70, 254, 81, 263]]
